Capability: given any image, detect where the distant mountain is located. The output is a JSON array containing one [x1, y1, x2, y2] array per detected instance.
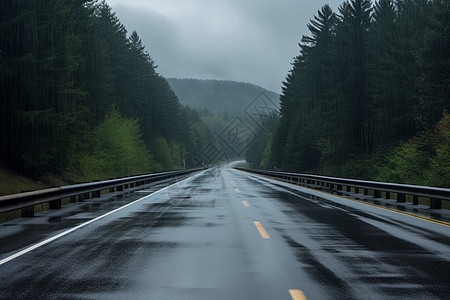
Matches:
[[167, 78, 280, 113]]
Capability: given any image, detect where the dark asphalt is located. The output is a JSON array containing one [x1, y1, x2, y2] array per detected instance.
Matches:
[[0, 163, 449, 299]]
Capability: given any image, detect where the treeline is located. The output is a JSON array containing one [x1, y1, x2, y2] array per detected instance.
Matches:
[[0, 0, 210, 183], [168, 78, 279, 114], [247, 0, 449, 187]]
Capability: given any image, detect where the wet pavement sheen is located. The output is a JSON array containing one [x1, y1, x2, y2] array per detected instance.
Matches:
[[0, 164, 449, 299]]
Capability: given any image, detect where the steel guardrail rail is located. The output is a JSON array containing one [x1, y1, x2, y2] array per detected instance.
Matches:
[[0, 168, 203, 217], [0, 188, 62, 214], [235, 167, 450, 209]]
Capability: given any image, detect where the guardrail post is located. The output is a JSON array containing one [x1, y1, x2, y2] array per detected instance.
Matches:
[[234, 167, 450, 211], [49, 199, 61, 209], [430, 198, 441, 209], [374, 190, 381, 198], [21, 206, 34, 217], [92, 190, 101, 198], [117, 185, 124, 191], [79, 193, 90, 201]]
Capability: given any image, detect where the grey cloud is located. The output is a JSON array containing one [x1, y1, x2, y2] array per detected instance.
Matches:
[[110, 1, 342, 93]]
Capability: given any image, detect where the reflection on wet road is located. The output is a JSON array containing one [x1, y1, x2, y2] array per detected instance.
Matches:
[[0, 164, 449, 299]]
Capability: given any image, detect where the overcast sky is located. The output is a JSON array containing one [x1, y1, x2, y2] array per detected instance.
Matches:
[[106, 0, 341, 93]]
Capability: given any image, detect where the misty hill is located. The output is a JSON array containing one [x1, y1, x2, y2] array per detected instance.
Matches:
[[167, 78, 279, 113]]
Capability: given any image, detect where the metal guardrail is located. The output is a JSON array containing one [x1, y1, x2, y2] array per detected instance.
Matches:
[[235, 167, 450, 210], [0, 168, 203, 217]]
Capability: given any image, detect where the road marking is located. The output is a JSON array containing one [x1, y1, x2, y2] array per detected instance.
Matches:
[[253, 221, 270, 239], [235, 188, 240, 193], [242, 200, 249, 207], [289, 289, 307, 300], [300, 186, 450, 227], [236, 170, 450, 228], [0, 170, 206, 267]]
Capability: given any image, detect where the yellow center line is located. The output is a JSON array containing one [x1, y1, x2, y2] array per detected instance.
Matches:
[[236, 170, 450, 228], [253, 221, 270, 239], [298, 185, 450, 227], [242, 200, 249, 207], [234, 188, 240, 193], [289, 289, 307, 300]]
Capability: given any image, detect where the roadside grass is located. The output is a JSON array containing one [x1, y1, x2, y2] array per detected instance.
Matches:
[[0, 168, 45, 196], [0, 168, 73, 223]]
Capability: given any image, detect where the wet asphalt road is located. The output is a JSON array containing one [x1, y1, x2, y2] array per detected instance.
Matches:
[[0, 163, 449, 299]]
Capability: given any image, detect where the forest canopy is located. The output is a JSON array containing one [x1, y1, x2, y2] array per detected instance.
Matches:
[[246, 0, 450, 187], [0, 0, 212, 185]]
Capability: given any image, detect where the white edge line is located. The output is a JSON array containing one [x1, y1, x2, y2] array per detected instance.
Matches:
[[0, 170, 205, 267]]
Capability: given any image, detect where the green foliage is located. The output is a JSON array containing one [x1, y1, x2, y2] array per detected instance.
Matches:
[[376, 140, 429, 184], [246, 112, 279, 169], [153, 137, 184, 171], [76, 107, 161, 182], [251, 0, 449, 187], [0, 168, 45, 196], [428, 112, 450, 187], [19, 108, 89, 177], [384, 140, 431, 185], [0, 0, 213, 186], [375, 113, 449, 187], [260, 135, 273, 169]]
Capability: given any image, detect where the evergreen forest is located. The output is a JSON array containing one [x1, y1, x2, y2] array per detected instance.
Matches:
[[0, 0, 212, 191], [246, 0, 449, 187], [1, 0, 449, 193]]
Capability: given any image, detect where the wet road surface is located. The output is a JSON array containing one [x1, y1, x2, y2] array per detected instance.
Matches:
[[0, 164, 449, 299]]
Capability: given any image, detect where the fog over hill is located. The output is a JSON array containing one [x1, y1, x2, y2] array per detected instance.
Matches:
[[167, 78, 280, 114]]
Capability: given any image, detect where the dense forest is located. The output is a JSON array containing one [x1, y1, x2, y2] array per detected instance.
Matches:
[[167, 78, 280, 164], [167, 78, 279, 114], [0, 0, 212, 188], [247, 0, 449, 187]]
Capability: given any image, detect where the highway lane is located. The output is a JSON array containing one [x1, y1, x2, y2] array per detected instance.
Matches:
[[0, 164, 449, 299]]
